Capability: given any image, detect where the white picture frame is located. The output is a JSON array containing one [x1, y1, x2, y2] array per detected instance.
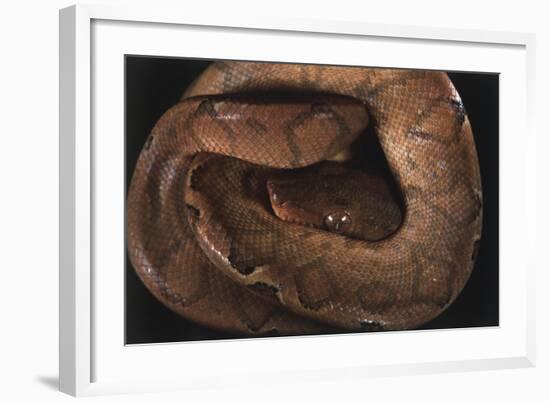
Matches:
[[59, 3, 536, 397]]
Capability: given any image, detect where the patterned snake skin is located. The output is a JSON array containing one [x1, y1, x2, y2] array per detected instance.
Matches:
[[127, 61, 483, 335]]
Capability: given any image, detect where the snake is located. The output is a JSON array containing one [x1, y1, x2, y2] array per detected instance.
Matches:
[[126, 61, 483, 335]]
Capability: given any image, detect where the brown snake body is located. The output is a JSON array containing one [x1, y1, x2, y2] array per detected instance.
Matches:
[[127, 61, 483, 335]]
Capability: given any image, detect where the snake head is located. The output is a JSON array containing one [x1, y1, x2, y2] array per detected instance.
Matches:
[[266, 162, 402, 241], [267, 175, 356, 237]]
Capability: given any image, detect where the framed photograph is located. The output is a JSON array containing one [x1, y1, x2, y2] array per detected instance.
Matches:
[[59, 4, 536, 397]]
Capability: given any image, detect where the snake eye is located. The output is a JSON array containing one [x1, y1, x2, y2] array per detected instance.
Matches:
[[324, 211, 352, 234]]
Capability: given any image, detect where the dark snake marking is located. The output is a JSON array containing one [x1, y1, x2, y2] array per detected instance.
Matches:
[[141, 234, 210, 308], [363, 70, 428, 102], [245, 117, 269, 135], [299, 64, 324, 90], [226, 285, 277, 333], [294, 258, 340, 311], [228, 241, 263, 276], [360, 320, 385, 332], [144, 134, 154, 150], [406, 96, 468, 145], [411, 249, 455, 309], [185, 203, 201, 218], [214, 61, 237, 93], [283, 103, 352, 167], [197, 98, 238, 149], [355, 281, 397, 314], [248, 282, 281, 304], [471, 238, 481, 262]]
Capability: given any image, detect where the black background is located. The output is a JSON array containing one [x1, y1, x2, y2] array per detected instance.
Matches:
[[125, 56, 499, 344]]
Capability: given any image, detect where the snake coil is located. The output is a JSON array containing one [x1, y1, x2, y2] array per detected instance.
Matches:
[[127, 61, 483, 335]]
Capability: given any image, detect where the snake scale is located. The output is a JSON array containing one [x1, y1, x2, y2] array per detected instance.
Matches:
[[127, 61, 483, 335]]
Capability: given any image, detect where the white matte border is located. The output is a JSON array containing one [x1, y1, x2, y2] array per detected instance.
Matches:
[[59, 4, 536, 397]]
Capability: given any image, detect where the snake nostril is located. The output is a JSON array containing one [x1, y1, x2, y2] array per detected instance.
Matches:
[[185, 203, 201, 219], [144, 135, 154, 150]]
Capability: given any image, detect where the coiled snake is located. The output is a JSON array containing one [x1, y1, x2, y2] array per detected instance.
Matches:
[[127, 61, 482, 335]]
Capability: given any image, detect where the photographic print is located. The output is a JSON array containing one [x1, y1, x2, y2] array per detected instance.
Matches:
[[125, 57, 498, 344]]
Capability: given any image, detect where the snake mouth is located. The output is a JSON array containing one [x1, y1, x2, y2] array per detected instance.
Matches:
[[266, 180, 319, 227], [266, 178, 355, 237]]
